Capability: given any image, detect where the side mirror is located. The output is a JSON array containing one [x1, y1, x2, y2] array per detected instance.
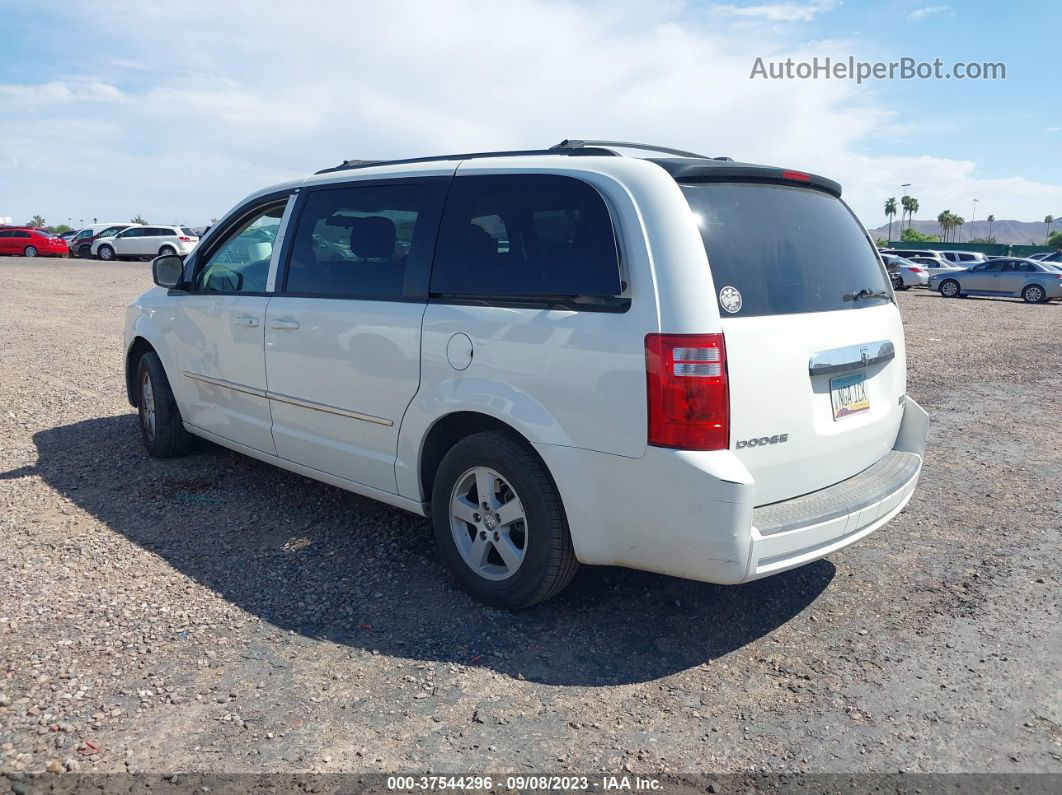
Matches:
[[152, 254, 185, 288]]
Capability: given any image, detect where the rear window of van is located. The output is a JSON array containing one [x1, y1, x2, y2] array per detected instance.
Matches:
[[682, 182, 890, 317]]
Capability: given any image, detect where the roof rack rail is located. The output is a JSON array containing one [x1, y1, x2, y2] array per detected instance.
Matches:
[[550, 139, 711, 159], [315, 146, 619, 175]]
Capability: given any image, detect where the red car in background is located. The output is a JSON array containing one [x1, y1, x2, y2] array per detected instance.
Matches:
[[0, 227, 70, 257]]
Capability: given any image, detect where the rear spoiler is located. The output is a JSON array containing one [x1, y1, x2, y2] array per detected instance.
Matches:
[[648, 158, 842, 197]]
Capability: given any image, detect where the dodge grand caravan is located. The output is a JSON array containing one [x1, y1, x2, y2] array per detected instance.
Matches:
[[124, 139, 929, 608]]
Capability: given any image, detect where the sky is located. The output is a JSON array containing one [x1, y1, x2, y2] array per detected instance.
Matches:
[[1, 0, 1059, 230]]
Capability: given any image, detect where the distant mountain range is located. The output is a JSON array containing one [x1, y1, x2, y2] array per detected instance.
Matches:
[[865, 218, 1058, 246]]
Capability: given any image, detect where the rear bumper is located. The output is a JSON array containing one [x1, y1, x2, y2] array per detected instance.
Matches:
[[537, 397, 929, 585]]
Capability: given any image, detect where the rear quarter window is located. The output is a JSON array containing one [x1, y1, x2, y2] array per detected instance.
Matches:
[[430, 174, 623, 306], [681, 182, 890, 317]]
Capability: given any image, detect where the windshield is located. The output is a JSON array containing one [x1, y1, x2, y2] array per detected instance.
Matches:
[[681, 182, 890, 317]]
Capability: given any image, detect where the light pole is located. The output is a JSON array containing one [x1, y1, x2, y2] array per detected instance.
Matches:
[[969, 199, 978, 243]]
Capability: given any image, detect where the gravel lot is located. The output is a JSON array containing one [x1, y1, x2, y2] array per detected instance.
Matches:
[[0, 257, 1059, 777]]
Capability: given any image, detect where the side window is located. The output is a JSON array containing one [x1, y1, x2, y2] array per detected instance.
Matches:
[[431, 174, 622, 301], [118, 228, 141, 238], [15, 231, 30, 238], [0, 231, 11, 238], [194, 202, 286, 293], [284, 182, 438, 299], [985, 261, 1006, 272]]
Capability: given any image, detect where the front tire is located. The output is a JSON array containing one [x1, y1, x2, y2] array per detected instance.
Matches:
[[98, 244, 115, 261], [1022, 284, 1046, 304], [136, 351, 194, 458], [24, 246, 38, 258], [939, 279, 961, 298], [431, 431, 578, 609], [159, 245, 177, 257], [78, 244, 91, 258]]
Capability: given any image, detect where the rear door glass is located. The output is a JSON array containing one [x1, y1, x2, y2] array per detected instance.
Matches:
[[431, 174, 622, 302], [681, 182, 889, 317]]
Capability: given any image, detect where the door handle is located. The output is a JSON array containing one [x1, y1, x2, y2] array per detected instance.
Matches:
[[233, 315, 259, 327], [269, 318, 300, 330]]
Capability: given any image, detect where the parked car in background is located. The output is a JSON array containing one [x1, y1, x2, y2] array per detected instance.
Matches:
[[1027, 252, 1051, 261], [1039, 250, 1062, 264], [937, 250, 987, 266], [904, 255, 967, 279], [70, 223, 138, 258], [59, 230, 79, 246], [881, 248, 951, 266], [0, 227, 69, 257], [93, 225, 199, 261], [930, 257, 1062, 303], [124, 140, 929, 608], [882, 254, 928, 289]]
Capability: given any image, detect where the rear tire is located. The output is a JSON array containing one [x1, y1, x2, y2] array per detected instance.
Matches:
[[939, 279, 961, 298], [431, 431, 578, 609], [136, 351, 194, 458], [24, 246, 37, 258], [1022, 284, 1046, 304]]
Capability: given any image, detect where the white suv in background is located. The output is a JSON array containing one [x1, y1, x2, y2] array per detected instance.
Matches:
[[94, 225, 199, 261], [123, 140, 929, 609]]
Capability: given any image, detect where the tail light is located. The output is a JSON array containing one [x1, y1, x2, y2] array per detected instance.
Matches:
[[908, 266, 923, 273], [178, 236, 191, 242], [645, 333, 729, 450]]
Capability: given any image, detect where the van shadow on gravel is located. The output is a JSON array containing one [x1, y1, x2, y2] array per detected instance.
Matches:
[[8, 414, 833, 687]]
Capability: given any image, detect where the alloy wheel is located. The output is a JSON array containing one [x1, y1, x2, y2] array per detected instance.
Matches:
[[449, 466, 527, 581], [140, 371, 156, 440]]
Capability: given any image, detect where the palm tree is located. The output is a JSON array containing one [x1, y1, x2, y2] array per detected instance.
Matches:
[[28, 214, 46, 228], [909, 198, 920, 231], [884, 197, 897, 241], [879, 197, 896, 239], [953, 214, 965, 243], [937, 210, 951, 242], [1046, 215, 1055, 244], [900, 195, 912, 230], [987, 214, 995, 240]]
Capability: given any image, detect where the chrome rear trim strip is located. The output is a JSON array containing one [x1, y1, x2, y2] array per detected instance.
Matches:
[[809, 339, 895, 377]]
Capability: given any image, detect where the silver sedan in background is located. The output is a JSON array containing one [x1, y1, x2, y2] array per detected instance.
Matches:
[[930, 257, 1062, 303], [882, 254, 930, 289]]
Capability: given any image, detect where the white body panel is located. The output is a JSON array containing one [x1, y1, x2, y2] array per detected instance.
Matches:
[[264, 296, 423, 493], [125, 153, 928, 587], [165, 294, 275, 453], [722, 304, 905, 505]]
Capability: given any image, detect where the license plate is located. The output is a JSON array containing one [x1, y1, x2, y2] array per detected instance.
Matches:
[[830, 373, 870, 420]]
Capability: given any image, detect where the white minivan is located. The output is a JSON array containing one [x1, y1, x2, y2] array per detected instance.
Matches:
[[124, 140, 929, 608]]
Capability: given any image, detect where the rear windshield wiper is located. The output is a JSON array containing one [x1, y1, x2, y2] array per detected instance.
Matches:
[[843, 288, 891, 302]]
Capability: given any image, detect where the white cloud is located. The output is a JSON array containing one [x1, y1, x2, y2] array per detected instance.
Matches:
[[0, 79, 126, 104], [2, 0, 1059, 229], [906, 6, 950, 21], [711, 1, 839, 22]]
